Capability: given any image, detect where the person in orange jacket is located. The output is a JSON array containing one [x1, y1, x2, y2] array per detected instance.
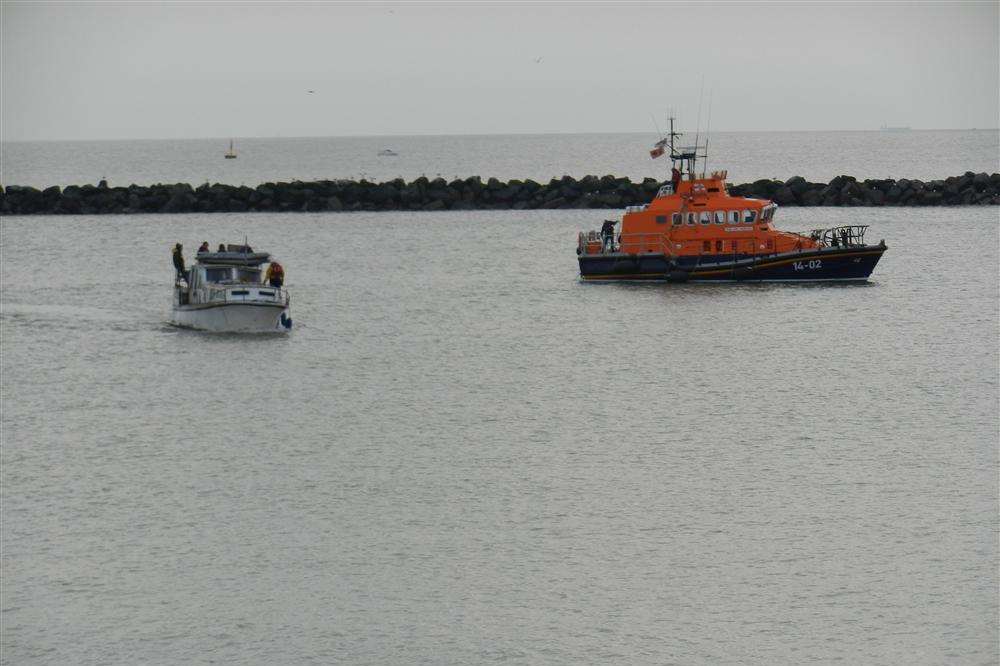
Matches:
[[264, 261, 284, 288]]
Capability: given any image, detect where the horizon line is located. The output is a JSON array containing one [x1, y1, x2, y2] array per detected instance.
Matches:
[[3, 127, 999, 144]]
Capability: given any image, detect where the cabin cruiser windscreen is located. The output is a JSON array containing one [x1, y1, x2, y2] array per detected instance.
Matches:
[[204, 266, 261, 283]]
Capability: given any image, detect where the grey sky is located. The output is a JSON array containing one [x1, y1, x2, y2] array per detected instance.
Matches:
[[2, 1, 997, 141]]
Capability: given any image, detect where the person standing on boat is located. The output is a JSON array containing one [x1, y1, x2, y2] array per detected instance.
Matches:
[[601, 220, 616, 252], [198, 241, 210, 253], [265, 261, 284, 288], [671, 167, 681, 191], [172, 243, 186, 282]]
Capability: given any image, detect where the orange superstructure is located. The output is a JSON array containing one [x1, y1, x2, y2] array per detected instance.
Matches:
[[610, 170, 819, 258]]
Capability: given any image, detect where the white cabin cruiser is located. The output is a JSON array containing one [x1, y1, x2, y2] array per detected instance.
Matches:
[[171, 245, 291, 332]]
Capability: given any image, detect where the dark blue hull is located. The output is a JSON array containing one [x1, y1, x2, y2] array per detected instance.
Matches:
[[579, 245, 887, 282]]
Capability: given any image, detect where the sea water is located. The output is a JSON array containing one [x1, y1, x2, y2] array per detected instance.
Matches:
[[1, 133, 998, 664], [2, 130, 998, 188]]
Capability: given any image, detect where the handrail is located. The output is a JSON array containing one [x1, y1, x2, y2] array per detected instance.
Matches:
[[809, 225, 869, 247], [618, 232, 677, 258]]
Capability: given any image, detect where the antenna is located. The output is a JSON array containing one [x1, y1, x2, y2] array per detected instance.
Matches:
[[650, 112, 663, 140], [692, 76, 705, 179], [704, 89, 713, 177]]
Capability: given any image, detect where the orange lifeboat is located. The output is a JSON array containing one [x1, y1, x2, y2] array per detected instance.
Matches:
[[577, 119, 886, 282]]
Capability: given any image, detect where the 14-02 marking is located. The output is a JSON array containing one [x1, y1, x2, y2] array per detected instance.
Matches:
[[793, 259, 822, 271]]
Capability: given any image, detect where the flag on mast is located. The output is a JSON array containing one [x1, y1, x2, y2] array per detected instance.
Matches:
[[650, 137, 668, 159]]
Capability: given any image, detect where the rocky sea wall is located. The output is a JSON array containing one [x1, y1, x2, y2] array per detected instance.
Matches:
[[2, 172, 998, 215]]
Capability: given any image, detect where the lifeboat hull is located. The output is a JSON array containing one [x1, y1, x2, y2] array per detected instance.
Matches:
[[579, 245, 887, 282]]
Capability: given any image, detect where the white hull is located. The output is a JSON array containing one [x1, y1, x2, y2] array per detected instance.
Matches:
[[170, 303, 290, 333]]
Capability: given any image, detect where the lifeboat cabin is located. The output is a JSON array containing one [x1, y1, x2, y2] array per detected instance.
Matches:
[[577, 132, 887, 282]]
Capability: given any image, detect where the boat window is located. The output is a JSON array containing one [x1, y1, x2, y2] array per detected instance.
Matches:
[[702, 240, 711, 252], [671, 213, 682, 225], [205, 267, 232, 283], [762, 206, 774, 221], [699, 211, 711, 225], [686, 212, 696, 225], [729, 210, 740, 224], [743, 210, 757, 223], [656, 215, 667, 224], [236, 268, 261, 283], [715, 240, 723, 251], [713, 211, 725, 224]]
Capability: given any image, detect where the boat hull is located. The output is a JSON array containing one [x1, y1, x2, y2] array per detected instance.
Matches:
[[579, 245, 887, 282], [170, 302, 290, 332]]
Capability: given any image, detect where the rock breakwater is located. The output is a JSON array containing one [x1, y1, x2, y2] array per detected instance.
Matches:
[[2, 172, 998, 215]]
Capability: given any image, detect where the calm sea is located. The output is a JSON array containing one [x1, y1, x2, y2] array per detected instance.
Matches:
[[2, 130, 999, 188], [1, 133, 998, 665]]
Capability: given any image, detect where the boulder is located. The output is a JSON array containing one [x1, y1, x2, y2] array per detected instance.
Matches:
[[864, 188, 885, 206], [784, 176, 808, 195], [772, 186, 796, 205], [578, 175, 600, 192], [800, 189, 822, 206]]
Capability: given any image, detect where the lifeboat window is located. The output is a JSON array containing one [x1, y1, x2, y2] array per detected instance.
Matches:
[[729, 210, 740, 224], [702, 240, 711, 252], [743, 209, 757, 224], [686, 212, 696, 225], [731, 241, 737, 251], [762, 207, 774, 221], [230, 289, 250, 296], [713, 211, 725, 224], [699, 211, 711, 225], [656, 215, 667, 224], [671, 213, 682, 225], [715, 240, 723, 251]]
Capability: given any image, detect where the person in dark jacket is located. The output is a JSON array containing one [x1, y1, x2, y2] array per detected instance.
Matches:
[[172, 243, 186, 281], [601, 220, 616, 252]]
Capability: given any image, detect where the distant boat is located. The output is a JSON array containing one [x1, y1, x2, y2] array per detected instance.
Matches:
[[225, 139, 237, 159], [880, 125, 911, 132], [377, 148, 398, 157]]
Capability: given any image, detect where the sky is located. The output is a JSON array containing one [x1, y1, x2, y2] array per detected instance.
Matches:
[[1, 1, 998, 141]]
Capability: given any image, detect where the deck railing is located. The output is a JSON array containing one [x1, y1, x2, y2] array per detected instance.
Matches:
[[809, 225, 869, 248]]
